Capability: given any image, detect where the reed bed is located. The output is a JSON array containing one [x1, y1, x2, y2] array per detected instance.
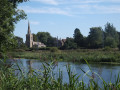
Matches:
[[0, 59, 120, 90], [8, 49, 120, 63]]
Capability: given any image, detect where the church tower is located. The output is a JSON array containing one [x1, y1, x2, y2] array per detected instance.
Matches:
[[26, 21, 33, 48]]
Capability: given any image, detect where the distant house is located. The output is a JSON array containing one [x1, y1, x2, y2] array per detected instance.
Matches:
[[26, 21, 46, 48], [57, 39, 66, 47]]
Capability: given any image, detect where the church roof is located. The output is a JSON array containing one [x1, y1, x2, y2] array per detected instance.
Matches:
[[28, 21, 31, 34]]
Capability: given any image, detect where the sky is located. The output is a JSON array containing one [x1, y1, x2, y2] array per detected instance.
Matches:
[[14, 0, 120, 42]]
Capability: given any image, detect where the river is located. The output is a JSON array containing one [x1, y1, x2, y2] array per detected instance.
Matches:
[[6, 59, 120, 85]]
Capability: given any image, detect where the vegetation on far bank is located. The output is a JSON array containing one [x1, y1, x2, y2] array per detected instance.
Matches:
[[7, 48, 120, 63]]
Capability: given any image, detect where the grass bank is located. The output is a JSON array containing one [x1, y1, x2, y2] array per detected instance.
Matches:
[[8, 49, 120, 63]]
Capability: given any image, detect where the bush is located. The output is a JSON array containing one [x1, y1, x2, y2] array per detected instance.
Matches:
[[50, 47, 59, 52], [38, 47, 50, 50], [103, 46, 111, 51], [14, 49, 25, 52]]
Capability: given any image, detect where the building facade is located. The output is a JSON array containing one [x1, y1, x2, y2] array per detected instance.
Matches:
[[26, 21, 46, 48], [57, 39, 66, 47]]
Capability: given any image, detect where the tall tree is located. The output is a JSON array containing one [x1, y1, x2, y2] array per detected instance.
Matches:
[[33, 33, 37, 42], [73, 28, 84, 47], [62, 37, 77, 49], [47, 37, 56, 47], [37, 32, 55, 47], [14, 36, 23, 47], [104, 22, 119, 48], [0, 0, 28, 52], [37, 32, 51, 44], [105, 37, 117, 48], [87, 27, 103, 48], [14, 36, 27, 49]]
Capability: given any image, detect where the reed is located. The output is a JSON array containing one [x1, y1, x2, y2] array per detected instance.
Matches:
[[0, 59, 120, 90], [8, 49, 120, 63]]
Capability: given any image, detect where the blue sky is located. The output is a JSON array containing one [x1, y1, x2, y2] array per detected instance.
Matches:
[[14, 0, 120, 42]]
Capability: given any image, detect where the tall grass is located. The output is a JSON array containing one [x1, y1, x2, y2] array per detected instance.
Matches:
[[8, 49, 120, 63], [0, 59, 120, 89]]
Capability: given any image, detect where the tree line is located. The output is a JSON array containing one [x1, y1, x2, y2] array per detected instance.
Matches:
[[14, 22, 120, 50], [0, 0, 120, 52], [63, 22, 119, 49]]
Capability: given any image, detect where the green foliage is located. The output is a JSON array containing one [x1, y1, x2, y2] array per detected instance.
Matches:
[[38, 47, 50, 50], [104, 22, 119, 48], [47, 37, 57, 47], [50, 47, 59, 52], [8, 49, 120, 63], [36, 32, 56, 47], [87, 27, 103, 48], [14, 36, 27, 49], [73, 28, 84, 47], [14, 36, 23, 45], [66, 64, 81, 89], [37, 32, 51, 45], [0, 0, 27, 52], [103, 46, 112, 51], [0, 60, 120, 89], [105, 37, 117, 48], [33, 33, 37, 41], [14, 49, 26, 52], [62, 37, 77, 49]]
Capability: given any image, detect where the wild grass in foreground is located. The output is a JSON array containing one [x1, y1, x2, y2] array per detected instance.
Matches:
[[0, 59, 120, 90]]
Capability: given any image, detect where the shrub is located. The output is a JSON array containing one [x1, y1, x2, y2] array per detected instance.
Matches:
[[50, 47, 59, 52], [14, 49, 25, 52], [103, 46, 111, 51], [38, 47, 50, 50]]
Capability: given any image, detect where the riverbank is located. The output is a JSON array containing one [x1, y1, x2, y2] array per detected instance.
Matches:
[[7, 49, 120, 63]]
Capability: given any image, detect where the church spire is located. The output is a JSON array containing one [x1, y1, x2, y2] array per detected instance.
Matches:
[[28, 21, 31, 34]]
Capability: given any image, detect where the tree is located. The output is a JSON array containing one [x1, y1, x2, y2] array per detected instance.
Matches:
[[87, 27, 103, 48], [104, 22, 119, 48], [62, 37, 77, 49], [0, 0, 28, 52], [37, 32, 55, 47], [14, 36, 27, 49], [47, 37, 56, 47], [73, 28, 84, 47], [33, 33, 37, 42], [105, 37, 117, 48], [117, 32, 120, 50]]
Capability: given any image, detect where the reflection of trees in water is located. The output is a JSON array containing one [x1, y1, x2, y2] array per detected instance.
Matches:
[[27, 60, 33, 75], [98, 66, 102, 76]]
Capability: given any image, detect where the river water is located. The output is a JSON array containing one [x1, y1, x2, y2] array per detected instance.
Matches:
[[6, 59, 120, 85]]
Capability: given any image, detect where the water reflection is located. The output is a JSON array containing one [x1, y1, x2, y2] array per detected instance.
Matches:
[[7, 59, 120, 84], [26, 60, 32, 75]]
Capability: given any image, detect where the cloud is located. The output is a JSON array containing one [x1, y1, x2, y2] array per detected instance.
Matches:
[[31, 0, 120, 5], [56, 0, 120, 4], [19, 6, 71, 16], [31, 0, 58, 5], [83, 0, 120, 3], [30, 21, 40, 25], [73, 5, 120, 14], [100, 0, 120, 3], [19, 0, 120, 16]]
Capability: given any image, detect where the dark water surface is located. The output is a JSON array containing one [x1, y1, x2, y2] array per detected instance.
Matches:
[[7, 59, 120, 85]]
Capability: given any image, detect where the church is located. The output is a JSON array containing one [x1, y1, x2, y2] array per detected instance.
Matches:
[[26, 21, 46, 48]]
